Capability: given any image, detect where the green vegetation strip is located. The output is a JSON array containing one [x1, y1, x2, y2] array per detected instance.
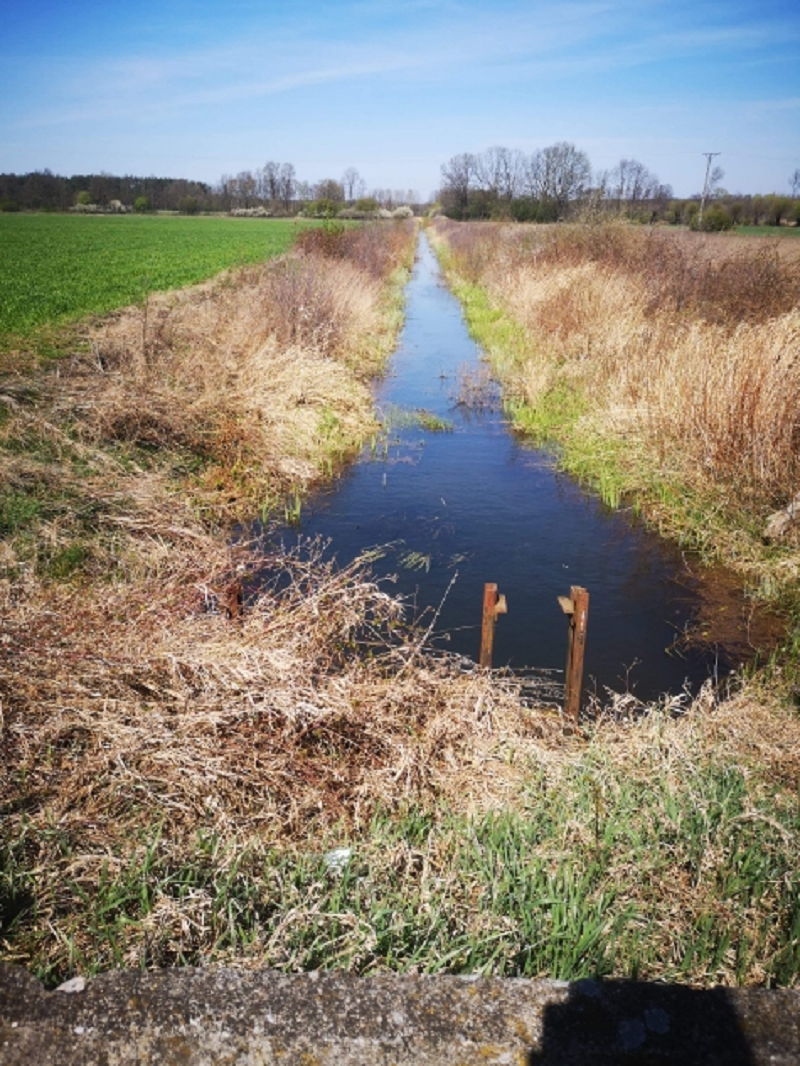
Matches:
[[0, 214, 312, 337], [4, 741, 797, 987]]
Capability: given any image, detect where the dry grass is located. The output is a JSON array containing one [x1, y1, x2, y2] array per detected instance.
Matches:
[[0, 215, 568, 976], [64, 236, 410, 508], [1, 539, 565, 843], [3, 560, 798, 984], [431, 219, 800, 607], [2, 218, 799, 988], [0, 220, 427, 832]]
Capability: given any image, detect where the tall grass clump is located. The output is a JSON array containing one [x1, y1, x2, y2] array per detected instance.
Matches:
[[431, 218, 800, 604]]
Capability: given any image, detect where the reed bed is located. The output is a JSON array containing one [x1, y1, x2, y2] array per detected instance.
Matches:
[[431, 219, 800, 598], [2, 218, 799, 989]]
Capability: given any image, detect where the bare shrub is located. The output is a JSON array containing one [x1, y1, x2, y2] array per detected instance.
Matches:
[[257, 256, 378, 359], [296, 219, 416, 280]]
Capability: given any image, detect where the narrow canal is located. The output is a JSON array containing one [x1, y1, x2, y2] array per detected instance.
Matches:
[[268, 232, 754, 702]]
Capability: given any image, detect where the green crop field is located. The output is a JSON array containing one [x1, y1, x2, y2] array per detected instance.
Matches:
[[735, 224, 800, 238], [0, 213, 311, 338]]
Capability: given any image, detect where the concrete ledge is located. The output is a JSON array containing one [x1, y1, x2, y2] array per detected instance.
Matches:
[[1, 963, 799, 1065]]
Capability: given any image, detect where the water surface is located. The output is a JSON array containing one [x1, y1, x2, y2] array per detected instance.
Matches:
[[266, 233, 752, 701]]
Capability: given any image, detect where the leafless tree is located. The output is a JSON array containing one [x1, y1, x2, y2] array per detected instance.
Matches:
[[295, 179, 312, 203], [341, 167, 365, 202], [440, 152, 477, 217], [541, 142, 591, 213], [278, 163, 296, 212], [314, 178, 345, 203], [229, 170, 257, 208], [608, 158, 662, 212], [520, 143, 591, 215], [474, 146, 524, 203]]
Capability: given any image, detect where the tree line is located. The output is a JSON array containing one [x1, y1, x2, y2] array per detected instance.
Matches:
[[0, 171, 214, 214], [0, 164, 421, 216], [3, 154, 798, 228], [438, 144, 800, 229]]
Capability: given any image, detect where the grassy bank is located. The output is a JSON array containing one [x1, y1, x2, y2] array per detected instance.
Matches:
[[429, 219, 800, 623], [2, 219, 799, 990], [4, 667, 799, 987]]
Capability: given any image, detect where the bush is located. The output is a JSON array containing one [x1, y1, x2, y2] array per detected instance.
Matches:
[[134, 196, 150, 214], [697, 204, 734, 232], [296, 219, 415, 280], [765, 195, 793, 227], [305, 199, 340, 218]]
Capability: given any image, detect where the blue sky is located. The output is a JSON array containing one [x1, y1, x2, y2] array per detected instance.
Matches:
[[1, 0, 798, 199]]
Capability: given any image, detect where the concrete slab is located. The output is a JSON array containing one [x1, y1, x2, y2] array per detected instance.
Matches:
[[1, 963, 798, 1065]]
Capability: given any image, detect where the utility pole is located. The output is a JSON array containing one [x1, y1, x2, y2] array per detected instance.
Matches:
[[698, 152, 721, 227]]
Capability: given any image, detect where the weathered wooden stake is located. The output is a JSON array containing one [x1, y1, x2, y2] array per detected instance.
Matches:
[[480, 582, 508, 668], [559, 585, 589, 721]]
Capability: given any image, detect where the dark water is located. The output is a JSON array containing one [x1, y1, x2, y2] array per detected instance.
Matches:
[[264, 233, 744, 700]]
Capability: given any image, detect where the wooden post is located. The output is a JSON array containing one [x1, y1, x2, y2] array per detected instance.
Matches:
[[559, 585, 589, 721], [480, 582, 508, 668]]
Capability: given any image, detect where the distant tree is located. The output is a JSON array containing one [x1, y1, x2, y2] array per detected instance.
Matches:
[[22, 169, 65, 210], [764, 194, 793, 227], [75, 190, 92, 206], [696, 204, 734, 231], [684, 201, 700, 227], [165, 178, 211, 212], [608, 159, 656, 212], [294, 179, 312, 202], [278, 163, 296, 212], [790, 168, 800, 199], [749, 194, 767, 225], [260, 161, 280, 203], [307, 198, 338, 218], [354, 196, 379, 214], [341, 166, 365, 202], [314, 178, 344, 204], [439, 153, 476, 219], [727, 199, 745, 225], [234, 170, 257, 208], [524, 142, 591, 216], [89, 173, 114, 205], [474, 146, 524, 209], [134, 196, 149, 213]]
